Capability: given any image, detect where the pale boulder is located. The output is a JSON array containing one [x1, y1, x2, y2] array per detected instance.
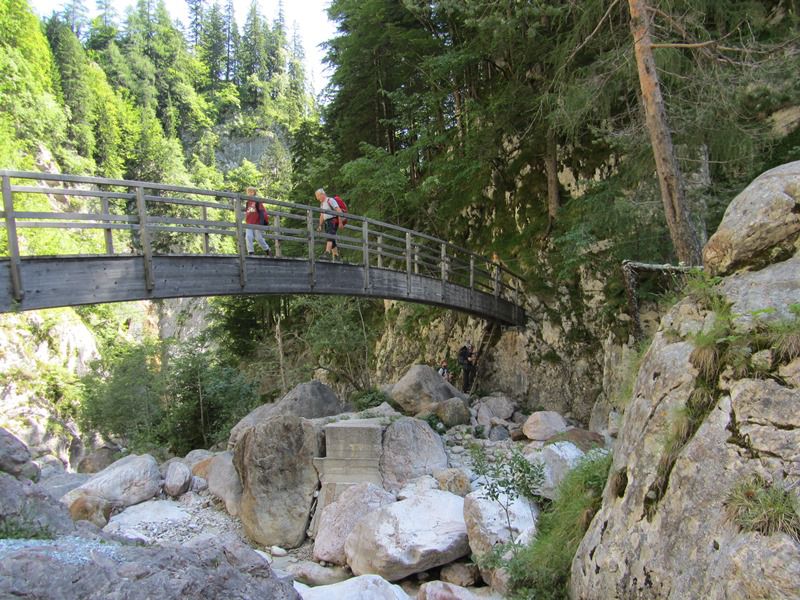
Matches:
[[396, 475, 439, 499], [206, 451, 242, 516], [0, 427, 39, 481], [463, 490, 538, 558], [297, 574, 410, 600], [103, 499, 189, 542], [433, 468, 472, 497], [345, 490, 470, 581], [525, 441, 590, 500], [283, 560, 351, 586], [475, 394, 516, 429], [436, 397, 471, 428], [163, 461, 191, 498], [390, 365, 467, 415], [379, 417, 448, 493], [313, 482, 396, 565], [522, 411, 567, 441], [440, 562, 480, 587], [61, 454, 161, 510], [418, 581, 480, 600], [703, 160, 800, 275]]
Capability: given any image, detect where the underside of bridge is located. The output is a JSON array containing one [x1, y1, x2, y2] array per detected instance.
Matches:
[[0, 256, 525, 325]]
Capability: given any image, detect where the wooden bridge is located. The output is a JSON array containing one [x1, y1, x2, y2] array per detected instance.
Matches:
[[0, 171, 525, 325]]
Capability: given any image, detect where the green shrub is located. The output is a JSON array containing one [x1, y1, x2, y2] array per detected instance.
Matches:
[[350, 387, 391, 411], [726, 475, 800, 541], [0, 511, 54, 540], [508, 451, 612, 600]]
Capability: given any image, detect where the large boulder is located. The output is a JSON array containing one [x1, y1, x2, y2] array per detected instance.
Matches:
[[77, 446, 119, 474], [703, 160, 800, 275], [379, 417, 448, 493], [233, 415, 321, 548], [463, 489, 538, 566], [282, 560, 351, 586], [61, 454, 161, 512], [0, 427, 39, 481], [206, 451, 242, 517], [313, 482, 396, 565], [0, 471, 75, 537], [522, 411, 568, 441], [0, 535, 300, 599], [297, 574, 410, 600], [345, 490, 470, 581], [163, 461, 192, 498], [418, 581, 482, 600], [524, 441, 589, 500], [436, 397, 471, 428], [474, 393, 516, 430], [229, 380, 348, 448], [389, 365, 467, 415]]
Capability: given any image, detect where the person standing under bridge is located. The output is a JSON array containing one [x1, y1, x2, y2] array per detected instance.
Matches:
[[244, 186, 271, 256], [315, 188, 341, 261]]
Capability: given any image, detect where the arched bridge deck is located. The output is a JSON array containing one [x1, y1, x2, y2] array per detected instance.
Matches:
[[0, 171, 525, 325]]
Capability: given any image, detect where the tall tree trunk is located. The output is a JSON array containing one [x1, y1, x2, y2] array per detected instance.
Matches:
[[275, 306, 288, 396], [545, 129, 559, 231], [628, 0, 702, 265]]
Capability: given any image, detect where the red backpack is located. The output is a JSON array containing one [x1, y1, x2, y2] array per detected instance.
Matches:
[[333, 195, 348, 227]]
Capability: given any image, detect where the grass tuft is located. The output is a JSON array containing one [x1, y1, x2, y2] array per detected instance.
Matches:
[[508, 451, 612, 600], [726, 475, 800, 541]]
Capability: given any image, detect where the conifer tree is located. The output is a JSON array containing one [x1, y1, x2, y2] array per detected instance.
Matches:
[[95, 0, 115, 28], [200, 2, 226, 87], [186, 0, 203, 49], [223, 0, 236, 81]]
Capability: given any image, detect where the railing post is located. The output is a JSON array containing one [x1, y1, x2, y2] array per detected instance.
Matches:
[[234, 195, 246, 287], [201, 205, 209, 254], [414, 245, 420, 274], [135, 186, 154, 291], [440, 243, 447, 300], [274, 213, 281, 258], [101, 196, 114, 255], [469, 256, 475, 308], [493, 263, 500, 298], [308, 209, 315, 289], [2, 175, 23, 302], [405, 232, 412, 296], [377, 234, 383, 269], [362, 221, 370, 291]]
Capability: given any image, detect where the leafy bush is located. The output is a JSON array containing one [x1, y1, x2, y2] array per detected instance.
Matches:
[[726, 474, 800, 541], [508, 451, 612, 600], [350, 387, 390, 411]]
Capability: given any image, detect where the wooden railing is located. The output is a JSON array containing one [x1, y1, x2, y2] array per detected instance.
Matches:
[[0, 171, 525, 319]]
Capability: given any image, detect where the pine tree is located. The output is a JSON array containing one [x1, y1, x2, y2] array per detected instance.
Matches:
[[95, 0, 116, 28], [46, 16, 96, 158], [223, 0, 236, 81], [61, 0, 88, 37], [186, 0, 203, 49], [200, 2, 226, 88]]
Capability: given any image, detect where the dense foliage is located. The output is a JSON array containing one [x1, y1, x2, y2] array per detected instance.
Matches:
[[306, 0, 800, 309]]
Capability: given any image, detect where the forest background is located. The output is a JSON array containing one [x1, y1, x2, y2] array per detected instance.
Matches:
[[1, 0, 799, 455]]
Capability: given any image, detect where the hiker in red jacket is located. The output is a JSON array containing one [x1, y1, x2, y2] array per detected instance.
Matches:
[[244, 186, 271, 256]]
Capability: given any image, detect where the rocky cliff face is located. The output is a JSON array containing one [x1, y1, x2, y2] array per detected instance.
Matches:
[[373, 270, 661, 427], [570, 161, 800, 599]]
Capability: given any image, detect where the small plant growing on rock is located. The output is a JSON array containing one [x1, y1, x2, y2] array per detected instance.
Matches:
[[350, 387, 391, 411], [726, 474, 800, 541], [0, 509, 54, 540], [767, 303, 800, 364]]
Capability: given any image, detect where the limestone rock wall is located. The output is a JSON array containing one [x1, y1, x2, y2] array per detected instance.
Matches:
[[570, 162, 800, 599]]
